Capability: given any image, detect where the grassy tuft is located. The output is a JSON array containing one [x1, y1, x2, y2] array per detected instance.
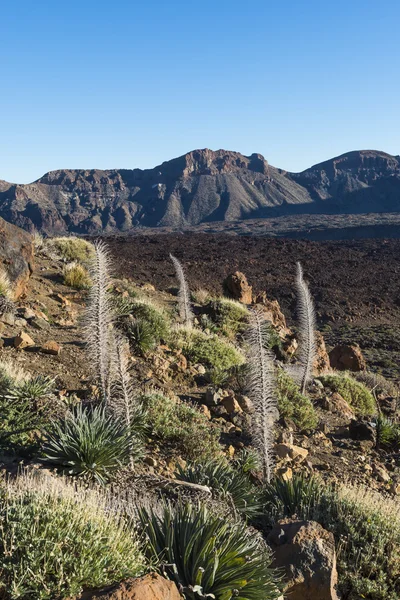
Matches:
[[0, 267, 12, 298], [173, 326, 245, 371], [277, 369, 318, 430], [63, 261, 92, 289], [46, 236, 95, 263]]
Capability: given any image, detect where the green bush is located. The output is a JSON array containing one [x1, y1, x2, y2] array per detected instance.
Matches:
[[139, 502, 282, 600], [0, 474, 145, 599], [176, 458, 263, 519], [207, 297, 249, 338], [376, 415, 400, 449], [174, 327, 245, 371], [264, 475, 400, 600], [0, 365, 55, 453], [127, 317, 158, 354], [42, 404, 143, 484], [142, 393, 222, 461], [277, 370, 318, 430], [63, 261, 92, 289], [119, 301, 171, 353], [318, 373, 376, 416], [46, 236, 94, 263]]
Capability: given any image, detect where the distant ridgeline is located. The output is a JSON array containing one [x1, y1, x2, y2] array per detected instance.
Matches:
[[0, 148, 399, 236]]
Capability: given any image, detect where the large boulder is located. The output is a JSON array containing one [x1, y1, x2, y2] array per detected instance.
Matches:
[[223, 271, 252, 304], [329, 344, 366, 372], [0, 217, 34, 298], [267, 519, 340, 600], [80, 573, 182, 599]]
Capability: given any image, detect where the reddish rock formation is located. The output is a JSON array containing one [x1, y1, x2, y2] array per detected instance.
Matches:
[[268, 519, 340, 600], [0, 217, 34, 298], [79, 574, 181, 600], [223, 271, 253, 304]]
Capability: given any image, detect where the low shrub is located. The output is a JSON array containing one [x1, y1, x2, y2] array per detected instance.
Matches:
[[207, 297, 249, 338], [118, 301, 171, 353], [174, 327, 245, 371], [142, 392, 222, 461], [176, 458, 263, 519], [376, 415, 400, 449], [127, 318, 157, 354], [42, 404, 143, 484], [0, 473, 145, 599], [318, 373, 376, 416], [46, 236, 94, 263], [139, 502, 282, 600], [63, 261, 92, 289], [277, 369, 318, 430], [0, 363, 56, 453], [264, 474, 400, 600]]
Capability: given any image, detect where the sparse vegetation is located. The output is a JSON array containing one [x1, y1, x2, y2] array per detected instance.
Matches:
[[173, 326, 245, 371], [139, 502, 282, 600], [63, 261, 92, 289], [319, 372, 377, 416], [142, 392, 222, 461]]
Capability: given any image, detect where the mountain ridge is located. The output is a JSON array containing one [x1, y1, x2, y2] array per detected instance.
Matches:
[[0, 148, 399, 234]]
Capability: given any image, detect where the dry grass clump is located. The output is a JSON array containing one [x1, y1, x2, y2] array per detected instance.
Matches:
[[0, 471, 145, 600], [63, 261, 92, 289], [46, 236, 95, 263]]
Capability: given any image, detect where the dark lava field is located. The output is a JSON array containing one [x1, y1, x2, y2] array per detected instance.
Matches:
[[107, 234, 400, 380]]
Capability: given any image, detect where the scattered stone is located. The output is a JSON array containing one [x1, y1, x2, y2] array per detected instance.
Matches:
[[18, 307, 36, 320], [41, 341, 61, 355], [36, 309, 49, 322], [0, 313, 15, 326], [144, 456, 158, 468], [52, 293, 71, 306], [14, 318, 27, 327], [198, 404, 211, 419], [236, 394, 254, 413], [14, 331, 35, 349], [276, 465, 293, 481], [349, 419, 376, 443], [329, 344, 366, 372], [221, 395, 242, 414], [372, 463, 390, 483], [283, 335, 298, 355], [322, 392, 355, 420], [275, 443, 309, 463], [30, 317, 50, 330], [205, 389, 221, 406], [223, 271, 252, 304], [194, 364, 206, 375], [267, 519, 340, 600]]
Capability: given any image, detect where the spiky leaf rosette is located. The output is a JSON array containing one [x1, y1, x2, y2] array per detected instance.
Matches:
[[245, 307, 278, 483], [170, 253, 193, 328], [84, 241, 115, 405], [295, 262, 317, 394]]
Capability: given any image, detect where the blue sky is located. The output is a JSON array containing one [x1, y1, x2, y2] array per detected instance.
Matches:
[[1, 0, 399, 183]]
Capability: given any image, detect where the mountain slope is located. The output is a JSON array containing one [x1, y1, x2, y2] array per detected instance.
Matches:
[[0, 148, 399, 234]]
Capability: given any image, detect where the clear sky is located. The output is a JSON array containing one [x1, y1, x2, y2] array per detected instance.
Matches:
[[1, 0, 399, 183]]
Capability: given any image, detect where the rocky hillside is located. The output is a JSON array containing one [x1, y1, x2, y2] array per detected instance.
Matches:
[[1, 149, 399, 234]]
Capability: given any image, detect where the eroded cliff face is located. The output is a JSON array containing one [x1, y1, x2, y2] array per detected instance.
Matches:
[[0, 217, 34, 298], [0, 149, 399, 234]]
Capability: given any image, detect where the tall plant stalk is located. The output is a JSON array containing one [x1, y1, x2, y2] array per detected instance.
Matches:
[[170, 254, 193, 328], [295, 262, 316, 394], [246, 307, 278, 483]]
